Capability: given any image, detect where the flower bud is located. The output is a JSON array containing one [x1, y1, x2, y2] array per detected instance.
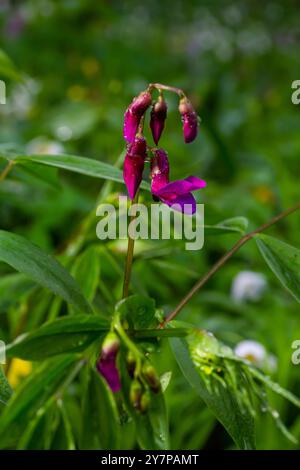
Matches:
[[150, 96, 167, 145], [123, 91, 152, 143], [123, 136, 147, 200], [96, 332, 121, 393], [126, 350, 136, 378], [142, 363, 161, 393], [150, 149, 170, 194], [129, 379, 143, 410], [140, 391, 151, 414], [178, 97, 199, 143]]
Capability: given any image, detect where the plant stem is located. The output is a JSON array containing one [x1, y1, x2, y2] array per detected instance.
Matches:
[[129, 328, 189, 338], [148, 83, 185, 98], [0, 160, 15, 182], [122, 190, 139, 298], [163, 202, 300, 326]]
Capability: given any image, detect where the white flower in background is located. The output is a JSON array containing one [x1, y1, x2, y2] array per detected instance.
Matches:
[[3, 77, 41, 118], [235, 340, 277, 372], [231, 270, 267, 302], [26, 137, 64, 155]]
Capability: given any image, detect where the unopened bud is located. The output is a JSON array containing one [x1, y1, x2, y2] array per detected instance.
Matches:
[[150, 96, 167, 145], [178, 97, 199, 144], [123, 135, 147, 200], [140, 391, 151, 414], [129, 379, 143, 410], [142, 364, 161, 393], [123, 91, 152, 143], [96, 332, 121, 393], [126, 351, 136, 378]]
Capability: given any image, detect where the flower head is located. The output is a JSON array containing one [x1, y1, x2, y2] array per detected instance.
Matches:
[[179, 97, 199, 143], [231, 271, 267, 303], [150, 96, 167, 145], [150, 149, 206, 214], [123, 136, 147, 200], [123, 91, 152, 143], [235, 340, 277, 372], [96, 332, 121, 393]]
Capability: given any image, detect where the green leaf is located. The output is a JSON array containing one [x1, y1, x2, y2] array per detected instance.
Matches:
[[8, 153, 150, 191], [0, 273, 35, 313], [7, 315, 109, 360], [80, 367, 120, 450], [0, 367, 12, 405], [116, 295, 156, 329], [0, 355, 77, 448], [205, 216, 249, 235], [255, 234, 300, 302], [170, 331, 256, 450], [70, 246, 100, 309], [0, 230, 92, 314], [0, 49, 20, 81]]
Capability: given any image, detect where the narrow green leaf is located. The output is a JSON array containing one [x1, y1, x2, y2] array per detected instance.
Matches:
[[7, 315, 109, 360], [0, 273, 35, 313], [0, 367, 12, 405], [0, 355, 77, 448], [70, 246, 100, 309], [170, 331, 256, 450], [11, 153, 150, 191], [205, 216, 249, 235], [0, 230, 92, 314], [80, 367, 120, 450], [0, 49, 20, 81], [255, 234, 300, 302]]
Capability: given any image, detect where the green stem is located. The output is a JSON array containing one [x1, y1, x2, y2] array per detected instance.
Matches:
[[163, 202, 300, 326], [122, 190, 139, 298], [0, 160, 15, 183], [148, 83, 185, 98], [129, 328, 189, 338], [113, 314, 143, 376]]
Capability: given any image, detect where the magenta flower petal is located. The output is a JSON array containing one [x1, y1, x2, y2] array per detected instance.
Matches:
[[123, 109, 140, 143], [150, 149, 170, 193], [123, 136, 147, 200], [155, 176, 206, 197], [150, 99, 167, 145], [182, 111, 198, 143], [160, 192, 197, 214], [96, 333, 121, 393], [123, 91, 152, 143]]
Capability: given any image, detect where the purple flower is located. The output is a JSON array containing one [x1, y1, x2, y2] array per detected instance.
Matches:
[[96, 332, 121, 393], [150, 97, 167, 145], [123, 91, 152, 143], [179, 97, 199, 143], [123, 136, 147, 200], [151, 149, 206, 214]]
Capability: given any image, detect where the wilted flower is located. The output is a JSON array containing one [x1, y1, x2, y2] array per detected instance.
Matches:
[[150, 149, 206, 214], [235, 340, 277, 372], [96, 332, 121, 393], [179, 97, 199, 143], [231, 271, 267, 302], [150, 96, 167, 145], [123, 91, 152, 143], [123, 136, 147, 200]]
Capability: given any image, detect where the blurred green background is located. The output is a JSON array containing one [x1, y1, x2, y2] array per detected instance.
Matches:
[[0, 0, 300, 450]]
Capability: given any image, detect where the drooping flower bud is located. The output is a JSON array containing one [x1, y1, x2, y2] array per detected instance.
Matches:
[[150, 149, 170, 194], [123, 91, 152, 143], [129, 379, 143, 410], [96, 332, 121, 393], [126, 350, 136, 378], [150, 96, 167, 145], [140, 391, 151, 414], [123, 136, 147, 200], [179, 97, 199, 143], [142, 363, 161, 393]]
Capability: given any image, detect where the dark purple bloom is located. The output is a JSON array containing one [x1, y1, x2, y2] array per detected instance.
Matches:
[[151, 149, 206, 214], [123, 136, 147, 200], [179, 97, 199, 143], [123, 91, 152, 143], [96, 332, 121, 393], [150, 97, 167, 145]]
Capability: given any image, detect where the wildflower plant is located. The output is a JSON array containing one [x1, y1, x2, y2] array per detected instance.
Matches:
[[0, 73, 300, 451]]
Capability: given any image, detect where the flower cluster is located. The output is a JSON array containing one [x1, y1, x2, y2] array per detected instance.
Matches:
[[122, 84, 206, 214]]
